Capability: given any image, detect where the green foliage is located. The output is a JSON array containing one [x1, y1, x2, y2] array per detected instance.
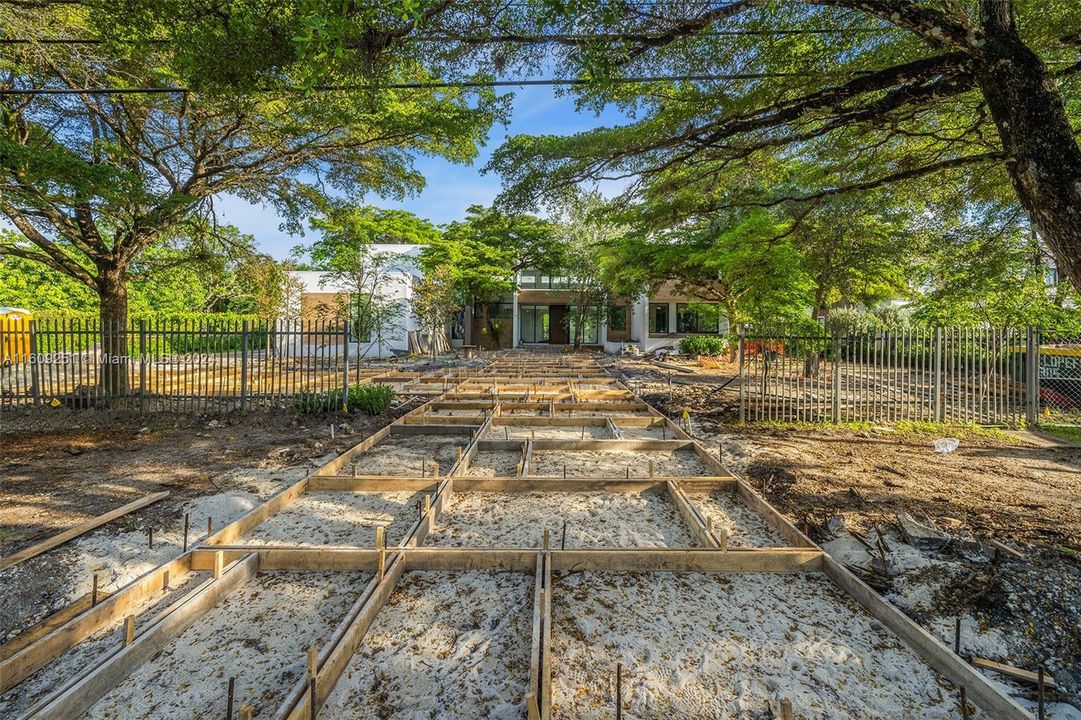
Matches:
[[678, 335, 726, 357], [294, 391, 339, 415], [346, 384, 395, 415]]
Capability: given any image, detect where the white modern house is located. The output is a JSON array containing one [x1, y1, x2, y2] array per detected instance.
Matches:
[[288, 252, 728, 356], [284, 244, 423, 359]]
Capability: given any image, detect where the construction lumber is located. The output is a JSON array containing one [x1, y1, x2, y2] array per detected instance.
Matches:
[[0, 492, 170, 573], [969, 656, 1057, 688], [666, 480, 718, 548], [820, 556, 1031, 720], [653, 360, 696, 374], [204, 477, 308, 546], [29, 554, 258, 720], [549, 548, 823, 573], [0, 590, 112, 662], [0, 553, 192, 694], [734, 480, 816, 548]]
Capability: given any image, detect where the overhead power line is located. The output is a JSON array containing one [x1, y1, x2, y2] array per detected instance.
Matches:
[[0, 70, 876, 96]]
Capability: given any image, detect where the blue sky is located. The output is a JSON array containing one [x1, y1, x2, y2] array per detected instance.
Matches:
[[218, 84, 630, 259]]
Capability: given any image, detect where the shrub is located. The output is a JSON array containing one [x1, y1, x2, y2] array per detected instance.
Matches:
[[347, 384, 395, 415], [294, 391, 339, 415], [679, 335, 727, 356]]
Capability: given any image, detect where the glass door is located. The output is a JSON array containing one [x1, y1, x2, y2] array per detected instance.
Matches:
[[520, 305, 550, 343]]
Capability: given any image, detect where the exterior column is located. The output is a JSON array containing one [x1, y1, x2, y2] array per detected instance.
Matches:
[[512, 290, 520, 348]]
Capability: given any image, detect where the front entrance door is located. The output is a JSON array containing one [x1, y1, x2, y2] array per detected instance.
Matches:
[[520, 304, 550, 343]]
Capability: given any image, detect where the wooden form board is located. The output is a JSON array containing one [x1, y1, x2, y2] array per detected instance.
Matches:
[[5, 356, 1031, 720], [0, 492, 170, 573], [27, 554, 258, 720]]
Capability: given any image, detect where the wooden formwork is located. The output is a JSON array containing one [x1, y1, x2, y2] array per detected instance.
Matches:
[[4, 354, 1032, 720]]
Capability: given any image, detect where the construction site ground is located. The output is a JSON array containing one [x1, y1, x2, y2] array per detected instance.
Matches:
[[0, 351, 1077, 718]]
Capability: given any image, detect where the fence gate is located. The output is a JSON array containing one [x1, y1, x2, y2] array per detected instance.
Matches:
[[1037, 329, 1081, 425], [739, 326, 1031, 425]]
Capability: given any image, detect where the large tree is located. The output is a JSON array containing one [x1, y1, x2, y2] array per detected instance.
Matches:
[[0, 4, 497, 391], [418, 205, 565, 348], [479, 0, 1081, 291]]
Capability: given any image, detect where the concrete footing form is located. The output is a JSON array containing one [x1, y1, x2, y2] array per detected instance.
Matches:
[[1, 354, 1033, 719]]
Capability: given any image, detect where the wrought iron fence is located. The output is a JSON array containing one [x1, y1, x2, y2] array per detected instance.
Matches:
[[738, 325, 1054, 425], [0, 318, 376, 412]]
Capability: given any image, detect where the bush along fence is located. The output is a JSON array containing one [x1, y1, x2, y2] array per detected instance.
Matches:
[[0, 318, 403, 413], [738, 325, 1081, 426]]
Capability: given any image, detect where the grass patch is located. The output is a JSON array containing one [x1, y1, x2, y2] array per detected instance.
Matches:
[[744, 419, 1015, 441], [1039, 424, 1081, 442]]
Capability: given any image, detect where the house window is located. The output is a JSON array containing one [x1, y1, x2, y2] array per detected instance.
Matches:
[[608, 305, 627, 332], [676, 303, 721, 334], [648, 303, 669, 334]]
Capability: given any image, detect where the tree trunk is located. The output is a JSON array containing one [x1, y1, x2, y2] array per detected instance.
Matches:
[[97, 267, 130, 397], [974, 0, 1081, 291]]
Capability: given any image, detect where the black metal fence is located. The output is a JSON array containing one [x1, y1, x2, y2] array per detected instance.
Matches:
[[0, 318, 371, 412], [738, 326, 1081, 425]]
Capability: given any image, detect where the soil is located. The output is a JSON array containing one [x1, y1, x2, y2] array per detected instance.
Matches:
[[428, 490, 699, 548], [0, 406, 398, 645], [552, 571, 980, 719], [614, 357, 1081, 710], [320, 570, 533, 719]]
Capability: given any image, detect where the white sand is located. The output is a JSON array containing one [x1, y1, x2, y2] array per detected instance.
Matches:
[[85, 571, 371, 719], [612, 424, 673, 440], [320, 571, 533, 719], [0, 569, 205, 717], [241, 491, 423, 547], [552, 571, 982, 719], [686, 491, 787, 547], [465, 450, 522, 477], [486, 425, 611, 440], [530, 449, 714, 477], [353, 436, 464, 475], [428, 491, 699, 548]]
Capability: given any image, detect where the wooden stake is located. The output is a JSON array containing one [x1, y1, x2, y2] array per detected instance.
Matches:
[[615, 662, 622, 720], [239, 707, 252, 720], [162, 569, 170, 591], [717, 528, 729, 551], [648, 460, 654, 479], [123, 614, 135, 645], [378, 549, 386, 581], [226, 676, 235, 719], [433, 461, 439, 478], [531, 428, 535, 441], [375, 526, 385, 550], [543, 528, 550, 550], [424, 495, 432, 514], [422, 460, 427, 476], [457, 447, 463, 464], [352, 463, 358, 478], [307, 644, 318, 678], [182, 513, 190, 552], [213, 550, 224, 579], [779, 698, 794, 720], [516, 461, 523, 479], [1038, 667, 1045, 720], [526, 692, 540, 720]]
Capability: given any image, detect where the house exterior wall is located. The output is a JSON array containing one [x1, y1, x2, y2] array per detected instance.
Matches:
[[285, 245, 423, 359]]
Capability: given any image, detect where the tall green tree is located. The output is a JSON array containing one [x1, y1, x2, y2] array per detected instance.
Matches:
[[478, 0, 1081, 292], [419, 205, 564, 348], [0, 4, 497, 391]]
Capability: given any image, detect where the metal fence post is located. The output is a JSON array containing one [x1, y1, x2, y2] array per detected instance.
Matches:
[[341, 321, 350, 412], [138, 320, 147, 413], [1026, 325, 1038, 425], [28, 319, 41, 406], [240, 320, 249, 412], [831, 330, 841, 422], [934, 327, 944, 422], [737, 325, 746, 423]]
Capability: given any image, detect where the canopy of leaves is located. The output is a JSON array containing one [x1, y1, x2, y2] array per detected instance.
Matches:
[[418, 204, 565, 304]]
